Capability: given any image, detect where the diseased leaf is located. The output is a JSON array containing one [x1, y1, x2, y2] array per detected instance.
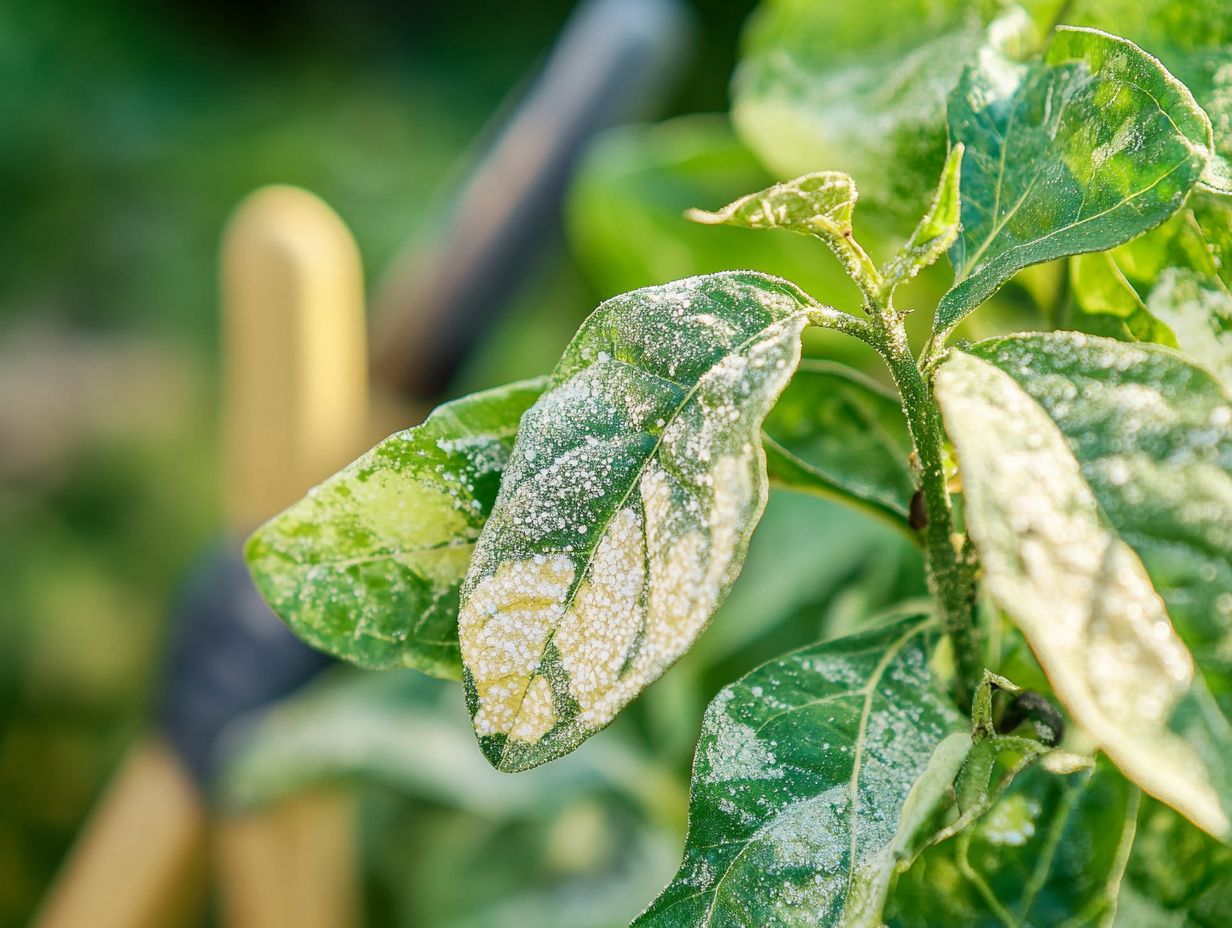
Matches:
[[1064, 0, 1232, 195], [965, 332, 1232, 723], [937, 27, 1213, 338], [245, 379, 546, 679], [634, 615, 969, 928], [762, 360, 915, 531], [731, 0, 1012, 230], [889, 756, 1139, 928], [882, 144, 965, 296], [458, 272, 853, 771], [688, 172, 879, 295], [1117, 799, 1232, 928], [935, 339, 1232, 838]]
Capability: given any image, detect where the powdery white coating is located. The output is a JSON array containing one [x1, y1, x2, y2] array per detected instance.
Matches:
[[700, 689, 782, 785], [936, 349, 1229, 838], [461, 556, 574, 740], [458, 273, 815, 770], [635, 617, 968, 927]]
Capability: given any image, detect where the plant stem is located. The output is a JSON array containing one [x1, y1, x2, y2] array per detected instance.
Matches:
[[873, 307, 981, 708]]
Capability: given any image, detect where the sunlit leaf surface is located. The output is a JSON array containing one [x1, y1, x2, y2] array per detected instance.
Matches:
[[246, 379, 546, 678], [732, 0, 1002, 230], [458, 272, 842, 771], [937, 27, 1212, 337], [936, 336, 1232, 838], [687, 172, 875, 290], [635, 615, 969, 927]]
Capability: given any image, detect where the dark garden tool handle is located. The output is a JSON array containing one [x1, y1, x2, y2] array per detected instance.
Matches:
[[371, 0, 693, 399]]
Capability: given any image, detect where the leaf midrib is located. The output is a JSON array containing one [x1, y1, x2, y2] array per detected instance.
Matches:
[[693, 622, 927, 926], [495, 306, 808, 766]]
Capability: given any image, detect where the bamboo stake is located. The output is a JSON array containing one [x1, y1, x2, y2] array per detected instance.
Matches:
[[31, 185, 368, 928], [214, 185, 367, 928]]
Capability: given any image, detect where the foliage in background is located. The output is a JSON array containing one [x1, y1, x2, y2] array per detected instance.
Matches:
[[247, 2, 1232, 925]]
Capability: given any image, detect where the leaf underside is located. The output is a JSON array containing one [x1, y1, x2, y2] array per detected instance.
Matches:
[[245, 379, 546, 678], [635, 615, 969, 928], [458, 272, 821, 772], [937, 27, 1212, 338], [936, 335, 1232, 839], [762, 360, 915, 529]]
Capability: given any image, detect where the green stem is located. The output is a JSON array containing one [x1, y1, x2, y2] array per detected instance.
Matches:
[[874, 308, 981, 708]]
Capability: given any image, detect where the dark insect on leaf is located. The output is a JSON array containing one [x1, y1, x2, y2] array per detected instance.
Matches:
[[998, 690, 1065, 747]]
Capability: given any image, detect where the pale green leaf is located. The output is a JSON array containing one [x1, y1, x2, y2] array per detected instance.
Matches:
[[634, 615, 969, 928], [687, 172, 880, 296], [937, 27, 1213, 338], [882, 144, 965, 295], [245, 379, 546, 679], [1070, 199, 1232, 384], [731, 0, 1011, 231], [935, 338, 1232, 838], [458, 272, 851, 771], [889, 756, 1139, 927], [965, 331, 1232, 724], [1116, 799, 1232, 928], [762, 360, 915, 532]]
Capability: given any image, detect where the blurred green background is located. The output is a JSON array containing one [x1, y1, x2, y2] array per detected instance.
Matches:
[[0, 1, 1041, 925]]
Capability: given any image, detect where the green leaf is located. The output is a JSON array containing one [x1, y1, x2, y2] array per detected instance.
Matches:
[[1117, 799, 1232, 928], [882, 144, 965, 296], [888, 756, 1139, 927], [634, 614, 969, 928], [566, 116, 858, 307], [458, 272, 852, 771], [1063, 0, 1232, 196], [687, 172, 880, 296], [936, 27, 1213, 338], [1070, 199, 1232, 385], [245, 379, 546, 678], [964, 331, 1232, 723], [935, 335, 1232, 839], [731, 0, 1010, 231], [762, 360, 915, 531]]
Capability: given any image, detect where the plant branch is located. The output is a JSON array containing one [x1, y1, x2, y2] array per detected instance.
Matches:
[[871, 305, 982, 709]]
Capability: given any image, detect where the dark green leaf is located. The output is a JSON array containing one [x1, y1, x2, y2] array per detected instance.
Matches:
[[889, 756, 1138, 927], [937, 27, 1213, 338], [245, 379, 546, 678], [935, 334, 1232, 838], [762, 360, 915, 531], [458, 273, 859, 771], [1064, 0, 1232, 195], [634, 615, 970, 928]]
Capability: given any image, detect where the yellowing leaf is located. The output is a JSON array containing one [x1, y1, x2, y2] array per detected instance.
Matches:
[[458, 272, 848, 771], [246, 379, 546, 678], [936, 342, 1232, 839]]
